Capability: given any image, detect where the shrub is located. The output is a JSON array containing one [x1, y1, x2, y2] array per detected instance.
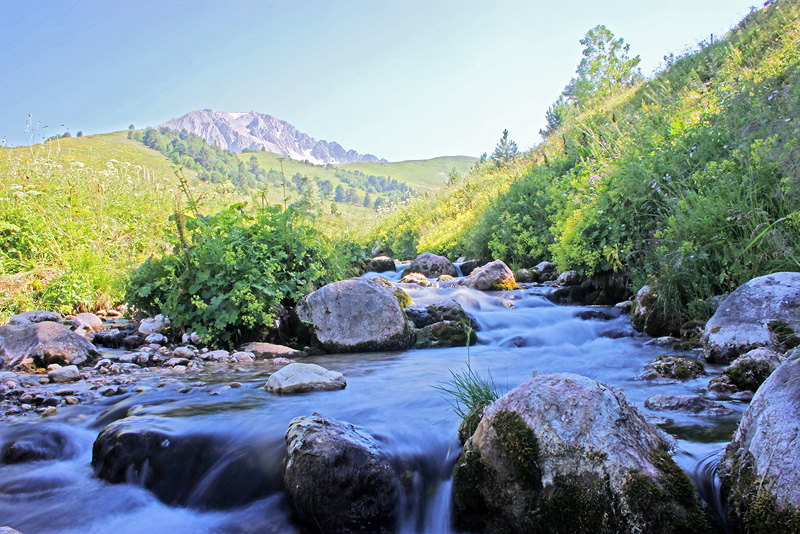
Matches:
[[126, 204, 356, 348]]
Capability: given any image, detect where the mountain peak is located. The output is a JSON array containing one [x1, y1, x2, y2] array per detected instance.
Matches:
[[159, 110, 386, 165]]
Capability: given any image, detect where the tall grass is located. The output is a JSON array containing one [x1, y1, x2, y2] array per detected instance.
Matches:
[[0, 145, 237, 320]]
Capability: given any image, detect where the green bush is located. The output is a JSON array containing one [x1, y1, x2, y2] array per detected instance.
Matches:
[[126, 204, 356, 348]]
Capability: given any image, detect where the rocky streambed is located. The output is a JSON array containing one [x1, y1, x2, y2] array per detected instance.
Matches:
[[1, 260, 798, 533]]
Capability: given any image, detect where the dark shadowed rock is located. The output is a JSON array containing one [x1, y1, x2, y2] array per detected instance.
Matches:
[[1, 425, 80, 464], [702, 272, 800, 363], [463, 260, 519, 291], [402, 253, 458, 278], [459, 259, 490, 277], [631, 285, 672, 337], [719, 356, 800, 532], [92, 416, 281, 508], [283, 413, 400, 534], [296, 278, 411, 353], [454, 373, 707, 533], [410, 299, 478, 349], [0, 322, 100, 371], [365, 256, 396, 273]]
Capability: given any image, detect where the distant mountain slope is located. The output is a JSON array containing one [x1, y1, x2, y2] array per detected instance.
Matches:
[[160, 109, 386, 165]]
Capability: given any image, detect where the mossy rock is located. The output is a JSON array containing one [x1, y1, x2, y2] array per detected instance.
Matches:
[[769, 320, 800, 351], [414, 320, 476, 349], [725, 358, 776, 392]]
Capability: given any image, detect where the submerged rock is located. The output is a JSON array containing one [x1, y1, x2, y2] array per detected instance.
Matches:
[[0, 322, 100, 371], [644, 394, 734, 416], [463, 260, 519, 291], [402, 252, 458, 278], [719, 355, 800, 532], [1, 425, 80, 464], [453, 372, 706, 533], [283, 413, 400, 534], [702, 272, 800, 363], [297, 278, 411, 353], [264, 363, 345, 394], [92, 415, 280, 508]]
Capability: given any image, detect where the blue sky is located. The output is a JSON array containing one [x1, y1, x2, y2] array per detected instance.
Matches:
[[1, 0, 758, 161]]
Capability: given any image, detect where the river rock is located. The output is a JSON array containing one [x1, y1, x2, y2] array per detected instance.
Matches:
[[453, 372, 706, 533], [702, 272, 800, 363], [144, 333, 167, 345], [0, 322, 100, 371], [138, 314, 170, 336], [463, 260, 519, 291], [365, 256, 396, 273], [73, 312, 104, 331], [92, 415, 280, 507], [239, 342, 306, 360], [638, 355, 706, 382], [264, 363, 345, 394], [7, 310, 62, 326], [48, 365, 80, 384], [719, 355, 800, 531], [644, 394, 734, 416], [408, 299, 478, 349], [556, 270, 581, 286], [402, 252, 458, 278], [460, 259, 490, 277], [710, 347, 784, 394], [370, 277, 412, 308], [0, 527, 23, 534], [296, 278, 411, 353], [631, 285, 671, 337], [283, 413, 400, 533], [399, 272, 431, 287]]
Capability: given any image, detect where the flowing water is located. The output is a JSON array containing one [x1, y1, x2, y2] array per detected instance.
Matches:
[[0, 266, 745, 533]]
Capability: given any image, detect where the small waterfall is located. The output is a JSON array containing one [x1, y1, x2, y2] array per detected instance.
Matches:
[[686, 450, 730, 532]]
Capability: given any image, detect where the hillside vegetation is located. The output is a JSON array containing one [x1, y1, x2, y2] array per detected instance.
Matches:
[[371, 0, 800, 330]]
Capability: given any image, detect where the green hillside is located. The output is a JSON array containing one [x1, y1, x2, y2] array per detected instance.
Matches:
[[341, 156, 478, 192], [371, 0, 800, 330]]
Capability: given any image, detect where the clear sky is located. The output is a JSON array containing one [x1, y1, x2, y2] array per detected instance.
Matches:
[[1, 0, 758, 161]]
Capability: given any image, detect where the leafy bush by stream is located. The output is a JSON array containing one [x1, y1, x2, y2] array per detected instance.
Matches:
[[126, 204, 361, 348]]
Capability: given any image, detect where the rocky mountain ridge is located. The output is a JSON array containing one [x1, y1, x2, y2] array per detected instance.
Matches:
[[160, 109, 386, 165]]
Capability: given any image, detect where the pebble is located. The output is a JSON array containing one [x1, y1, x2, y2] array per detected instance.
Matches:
[[64, 397, 79, 405], [41, 407, 58, 417]]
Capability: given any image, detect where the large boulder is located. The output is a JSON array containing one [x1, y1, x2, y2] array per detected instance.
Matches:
[[719, 355, 800, 532], [283, 413, 401, 533], [401, 253, 457, 278], [296, 278, 411, 353], [92, 416, 281, 508], [631, 285, 672, 337], [702, 272, 800, 363], [264, 363, 346, 394], [453, 373, 706, 533], [0, 322, 100, 371], [463, 260, 520, 291]]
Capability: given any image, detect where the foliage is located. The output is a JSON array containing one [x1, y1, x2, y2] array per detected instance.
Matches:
[[369, 0, 800, 330], [434, 359, 500, 422], [491, 129, 519, 167], [126, 204, 357, 348], [566, 25, 643, 107]]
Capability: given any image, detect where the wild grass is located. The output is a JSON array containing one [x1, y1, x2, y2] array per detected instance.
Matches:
[[0, 142, 238, 321]]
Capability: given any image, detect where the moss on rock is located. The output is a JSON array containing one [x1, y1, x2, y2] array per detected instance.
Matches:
[[769, 320, 800, 350]]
